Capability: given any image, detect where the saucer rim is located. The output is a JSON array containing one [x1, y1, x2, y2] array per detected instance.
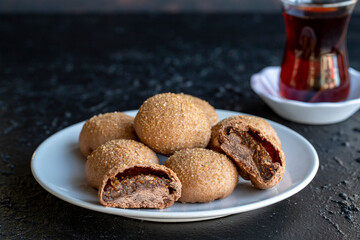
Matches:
[[251, 66, 360, 109]]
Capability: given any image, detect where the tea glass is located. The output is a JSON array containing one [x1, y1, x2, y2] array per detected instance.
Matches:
[[280, 0, 357, 102]]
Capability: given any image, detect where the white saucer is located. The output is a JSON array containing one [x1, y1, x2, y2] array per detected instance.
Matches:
[[251, 66, 360, 125], [31, 109, 319, 222]]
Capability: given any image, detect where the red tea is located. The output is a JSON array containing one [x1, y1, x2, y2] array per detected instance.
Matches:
[[280, 2, 355, 102]]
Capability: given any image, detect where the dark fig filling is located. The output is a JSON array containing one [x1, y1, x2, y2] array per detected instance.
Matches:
[[103, 167, 175, 203], [223, 128, 281, 181], [247, 130, 282, 165]]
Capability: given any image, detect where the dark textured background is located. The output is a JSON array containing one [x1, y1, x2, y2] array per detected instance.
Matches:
[[0, 0, 360, 13], [1, 14, 360, 239]]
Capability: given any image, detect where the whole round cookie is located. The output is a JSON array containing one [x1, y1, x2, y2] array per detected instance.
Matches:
[[134, 93, 211, 156], [164, 148, 238, 203], [180, 93, 219, 127], [85, 139, 159, 189], [79, 112, 137, 157]]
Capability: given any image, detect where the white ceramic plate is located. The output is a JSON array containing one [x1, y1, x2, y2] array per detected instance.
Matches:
[[31, 109, 319, 222], [251, 66, 360, 125]]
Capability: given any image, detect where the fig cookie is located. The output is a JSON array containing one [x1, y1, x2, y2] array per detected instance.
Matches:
[[210, 115, 286, 189], [180, 93, 219, 127], [164, 148, 238, 203], [79, 112, 137, 157], [99, 163, 181, 209], [85, 139, 159, 189], [134, 93, 211, 156]]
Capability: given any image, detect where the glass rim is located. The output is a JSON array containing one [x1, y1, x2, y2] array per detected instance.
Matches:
[[280, 0, 357, 8]]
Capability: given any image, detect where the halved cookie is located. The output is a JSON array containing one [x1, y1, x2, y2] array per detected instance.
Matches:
[[85, 139, 159, 189], [210, 115, 285, 189], [98, 163, 181, 209]]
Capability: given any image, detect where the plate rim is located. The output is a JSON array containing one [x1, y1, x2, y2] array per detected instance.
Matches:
[[31, 109, 319, 221]]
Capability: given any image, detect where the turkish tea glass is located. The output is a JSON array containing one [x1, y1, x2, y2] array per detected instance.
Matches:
[[280, 0, 357, 102]]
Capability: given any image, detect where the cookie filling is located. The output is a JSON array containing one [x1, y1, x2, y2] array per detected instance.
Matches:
[[223, 127, 281, 181], [102, 167, 175, 206]]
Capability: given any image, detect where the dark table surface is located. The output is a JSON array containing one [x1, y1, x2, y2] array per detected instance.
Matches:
[[1, 14, 360, 239]]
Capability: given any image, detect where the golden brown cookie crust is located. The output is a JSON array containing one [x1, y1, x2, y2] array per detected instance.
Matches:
[[164, 148, 238, 203], [134, 93, 211, 156], [180, 93, 219, 127], [85, 139, 159, 189], [79, 112, 137, 157], [210, 115, 285, 189], [98, 163, 181, 209]]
